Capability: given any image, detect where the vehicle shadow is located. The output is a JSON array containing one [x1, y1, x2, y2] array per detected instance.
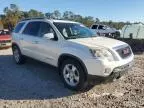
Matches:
[[0, 54, 78, 100]]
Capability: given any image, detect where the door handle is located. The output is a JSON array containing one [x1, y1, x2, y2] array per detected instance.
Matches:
[[32, 41, 39, 44]]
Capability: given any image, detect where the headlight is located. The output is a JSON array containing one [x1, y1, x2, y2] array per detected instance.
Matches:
[[90, 48, 114, 61]]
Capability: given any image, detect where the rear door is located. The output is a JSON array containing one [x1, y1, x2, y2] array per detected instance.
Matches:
[[20, 21, 41, 58]]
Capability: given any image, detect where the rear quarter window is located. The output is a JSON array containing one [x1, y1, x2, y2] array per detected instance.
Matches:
[[14, 22, 25, 33]]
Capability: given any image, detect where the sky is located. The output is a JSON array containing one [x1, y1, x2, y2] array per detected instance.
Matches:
[[0, 0, 144, 22]]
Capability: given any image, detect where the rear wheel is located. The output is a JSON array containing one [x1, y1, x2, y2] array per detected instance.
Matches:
[[60, 59, 87, 91], [12, 45, 25, 64]]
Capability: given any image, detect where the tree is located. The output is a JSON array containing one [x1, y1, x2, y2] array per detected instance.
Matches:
[[21, 11, 29, 19], [0, 20, 3, 30], [45, 12, 52, 19], [28, 9, 44, 18], [3, 4, 22, 30], [81, 16, 95, 27], [63, 11, 74, 20], [10, 4, 19, 12], [95, 18, 100, 23], [53, 10, 61, 19], [73, 14, 83, 22], [1, 4, 129, 30]]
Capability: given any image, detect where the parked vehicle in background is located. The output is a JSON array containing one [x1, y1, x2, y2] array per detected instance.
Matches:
[[0, 29, 12, 49], [12, 18, 134, 90], [91, 24, 120, 38], [120, 23, 144, 52]]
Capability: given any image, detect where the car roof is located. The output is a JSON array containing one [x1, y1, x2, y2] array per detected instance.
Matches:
[[19, 18, 79, 24]]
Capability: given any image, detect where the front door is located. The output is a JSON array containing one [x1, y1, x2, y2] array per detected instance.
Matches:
[[33, 21, 60, 66]]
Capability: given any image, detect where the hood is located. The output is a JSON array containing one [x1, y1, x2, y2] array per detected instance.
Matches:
[[0, 35, 11, 41], [68, 37, 127, 49]]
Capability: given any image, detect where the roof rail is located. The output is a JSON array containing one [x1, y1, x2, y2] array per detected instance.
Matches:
[[20, 17, 48, 22]]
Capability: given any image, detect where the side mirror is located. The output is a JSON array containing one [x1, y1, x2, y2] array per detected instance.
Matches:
[[43, 33, 54, 40]]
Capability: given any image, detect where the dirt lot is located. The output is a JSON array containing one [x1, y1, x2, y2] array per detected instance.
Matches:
[[0, 48, 144, 108]]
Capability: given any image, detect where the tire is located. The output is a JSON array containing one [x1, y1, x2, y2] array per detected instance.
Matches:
[[12, 45, 25, 64], [60, 59, 87, 91]]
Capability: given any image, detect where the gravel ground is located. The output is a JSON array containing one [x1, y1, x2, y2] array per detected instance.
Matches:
[[0, 48, 144, 108]]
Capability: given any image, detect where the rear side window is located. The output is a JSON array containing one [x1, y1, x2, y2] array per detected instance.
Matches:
[[91, 25, 98, 29], [14, 22, 25, 33], [22, 22, 41, 36]]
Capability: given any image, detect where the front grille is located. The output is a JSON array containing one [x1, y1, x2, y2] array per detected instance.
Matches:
[[0, 40, 11, 43], [116, 46, 132, 59]]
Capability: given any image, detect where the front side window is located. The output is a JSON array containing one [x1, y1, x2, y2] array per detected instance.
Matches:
[[14, 22, 25, 33], [23, 22, 41, 36], [39, 22, 55, 36], [39, 22, 58, 40], [53, 22, 96, 39]]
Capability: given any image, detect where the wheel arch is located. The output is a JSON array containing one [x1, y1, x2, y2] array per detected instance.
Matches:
[[12, 42, 22, 54], [58, 54, 88, 81], [12, 42, 19, 48]]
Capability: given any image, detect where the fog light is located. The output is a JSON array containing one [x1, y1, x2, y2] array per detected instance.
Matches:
[[104, 68, 112, 74], [113, 68, 121, 72]]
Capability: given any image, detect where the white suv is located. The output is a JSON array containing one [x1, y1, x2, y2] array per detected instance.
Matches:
[[12, 18, 134, 90], [91, 24, 119, 37]]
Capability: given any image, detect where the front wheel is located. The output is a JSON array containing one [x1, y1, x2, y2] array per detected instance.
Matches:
[[60, 59, 87, 91], [12, 45, 25, 64]]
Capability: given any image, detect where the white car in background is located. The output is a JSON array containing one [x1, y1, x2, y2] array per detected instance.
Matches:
[[12, 18, 134, 90], [91, 24, 120, 38]]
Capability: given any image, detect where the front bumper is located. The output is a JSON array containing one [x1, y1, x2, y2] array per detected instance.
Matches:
[[83, 53, 134, 77], [87, 62, 132, 81]]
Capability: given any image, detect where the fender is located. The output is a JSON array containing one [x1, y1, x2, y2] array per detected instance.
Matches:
[[58, 53, 88, 81]]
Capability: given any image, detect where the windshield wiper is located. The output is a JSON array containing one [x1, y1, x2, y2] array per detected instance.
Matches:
[[66, 37, 77, 39], [65, 35, 80, 39]]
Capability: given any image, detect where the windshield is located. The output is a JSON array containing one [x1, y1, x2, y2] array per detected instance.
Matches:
[[0, 30, 10, 36], [53, 22, 96, 39]]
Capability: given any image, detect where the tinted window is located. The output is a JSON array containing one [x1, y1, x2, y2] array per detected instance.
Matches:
[[98, 25, 104, 30], [14, 22, 25, 33], [91, 25, 98, 29], [39, 22, 55, 36], [23, 22, 41, 36], [39, 22, 58, 40]]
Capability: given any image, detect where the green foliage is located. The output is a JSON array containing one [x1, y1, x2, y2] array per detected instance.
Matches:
[[0, 20, 3, 30], [2, 4, 23, 30], [0, 4, 130, 30], [27, 9, 44, 18]]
